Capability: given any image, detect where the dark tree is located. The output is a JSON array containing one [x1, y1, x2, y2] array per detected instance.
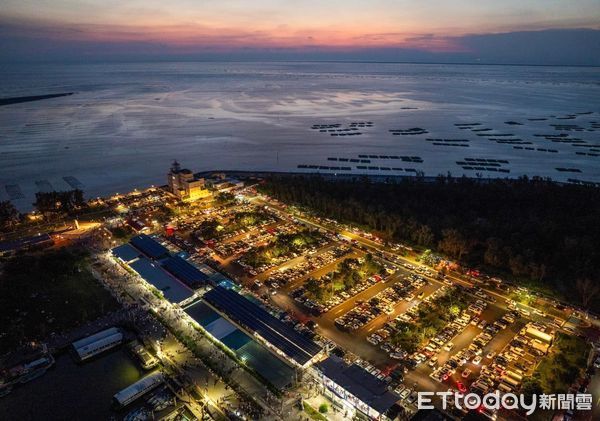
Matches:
[[0, 201, 20, 231], [34, 189, 85, 217], [259, 175, 600, 310]]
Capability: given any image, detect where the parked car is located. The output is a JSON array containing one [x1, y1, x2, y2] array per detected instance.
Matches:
[[407, 391, 419, 405], [444, 342, 454, 351]]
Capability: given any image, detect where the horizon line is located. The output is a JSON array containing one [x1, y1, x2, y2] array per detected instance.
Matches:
[[3, 58, 599, 68]]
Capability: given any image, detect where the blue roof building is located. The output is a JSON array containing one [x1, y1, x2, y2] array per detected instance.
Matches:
[[129, 234, 169, 259], [111, 243, 140, 263], [162, 256, 209, 288], [203, 286, 322, 367], [130, 258, 194, 304]]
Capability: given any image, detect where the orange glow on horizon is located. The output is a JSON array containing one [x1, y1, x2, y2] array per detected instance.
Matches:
[[8, 18, 469, 53], [3, 0, 597, 56]]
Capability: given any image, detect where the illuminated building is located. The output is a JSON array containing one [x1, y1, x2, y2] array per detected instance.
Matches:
[[167, 160, 210, 202], [316, 356, 400, 420]]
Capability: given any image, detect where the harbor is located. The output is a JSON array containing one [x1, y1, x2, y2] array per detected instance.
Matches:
[[0, 348, 143, 420], [0, 343, 55, 397], [1, 323, 201, 420], [0, 346, 198, 420]]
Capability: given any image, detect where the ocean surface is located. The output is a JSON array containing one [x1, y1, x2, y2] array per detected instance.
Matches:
[[0, 62, 599, 209]]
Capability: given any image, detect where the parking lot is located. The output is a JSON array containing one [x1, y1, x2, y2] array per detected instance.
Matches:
[[256, 239, 559, 420], [115, 191, 579, 419]]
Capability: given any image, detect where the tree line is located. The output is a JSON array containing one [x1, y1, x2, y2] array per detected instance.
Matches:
[[0, 201, 19, 231], [34, 189, 85, 216], [259, 175, 600, 310], [0, 189, 86, 233]]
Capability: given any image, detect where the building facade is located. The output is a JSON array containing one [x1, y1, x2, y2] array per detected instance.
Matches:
[[316, 356, 400, 420], [168, 161, 210, 202]]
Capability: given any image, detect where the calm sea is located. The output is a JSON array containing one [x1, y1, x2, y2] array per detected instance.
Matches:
[[0, 62, 598, 209]]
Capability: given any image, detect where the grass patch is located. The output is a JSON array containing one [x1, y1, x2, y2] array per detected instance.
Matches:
[[242, 229, 324, 268], [303, 402, 328, 421], [0, 248, 120, 354], [196, 210, 274, 240], [524, 333, 589, 394], [304, 254, 383, 303], [149, 286, 165, 301], [390, 287, 469, 353]]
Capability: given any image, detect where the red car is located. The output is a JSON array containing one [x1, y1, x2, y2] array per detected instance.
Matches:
[[456, 381, 467, 393]]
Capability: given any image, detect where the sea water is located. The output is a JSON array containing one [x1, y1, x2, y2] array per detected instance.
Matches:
[[0, 61, 598, 209]]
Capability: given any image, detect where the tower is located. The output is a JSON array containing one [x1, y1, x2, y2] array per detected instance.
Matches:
[[167, 161, 210, 202]]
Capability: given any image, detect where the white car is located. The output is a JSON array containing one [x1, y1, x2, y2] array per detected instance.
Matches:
[[444, 342, 454, 351], [472, 355, 483, 365], [367, 335, 380, 345]]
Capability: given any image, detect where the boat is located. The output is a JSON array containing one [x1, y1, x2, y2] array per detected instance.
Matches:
[[0, 343, 55, 397], [17, 355, 55, 383], [147, 387, 173, 411], [128, 341, 158, 370], [113, 372, 164, 407], [72, 327, 123, 361]]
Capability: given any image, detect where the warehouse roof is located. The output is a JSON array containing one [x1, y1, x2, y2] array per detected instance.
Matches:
[[162, 256, 209, 288], [0, 233, 53, 253], [129, 234, 169, 259], [203, 286, 321, 365], [130, 257, 194, 304], [111, 243, 140, 263]]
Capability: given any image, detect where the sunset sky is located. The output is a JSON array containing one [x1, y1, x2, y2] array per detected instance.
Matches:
[[1, 1, 599, 64]]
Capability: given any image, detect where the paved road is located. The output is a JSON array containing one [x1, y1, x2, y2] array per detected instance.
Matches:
[[253, 194, 595, 336]]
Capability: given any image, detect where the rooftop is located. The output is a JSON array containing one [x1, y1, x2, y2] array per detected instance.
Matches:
[[203, 286, 321, 366], [317, 355, 400, 415], [130, 257, 194, 304], [129, 234, 169, 259], [113, 372, 164, 406], [0, 233, 53, 253], [111, 243, 141, 263], [72, 327, 122, 350], [162, 255, 209, 288]]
